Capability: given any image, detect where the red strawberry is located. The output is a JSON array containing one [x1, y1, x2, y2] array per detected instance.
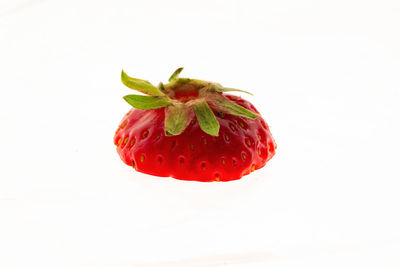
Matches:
[[114, 68, 276, 182]]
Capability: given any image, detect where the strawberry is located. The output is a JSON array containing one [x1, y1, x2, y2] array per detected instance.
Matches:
[[114, 68, 276, 182]]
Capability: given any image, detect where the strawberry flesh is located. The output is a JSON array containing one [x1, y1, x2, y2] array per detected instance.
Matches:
[[114, 95, 276, 182]]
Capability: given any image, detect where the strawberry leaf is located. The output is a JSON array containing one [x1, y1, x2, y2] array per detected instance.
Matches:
[[165, 103, 194, 136], [212, 85, 253, 95], [193, 101, 220, 136], [209, 94, 259, 119], [158, 82, 166, 92], [121, 70, 165, 96], [168, 67, 184, 82], [123, 95, 171, 110]]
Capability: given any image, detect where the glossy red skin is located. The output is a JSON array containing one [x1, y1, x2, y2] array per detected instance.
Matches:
[[114, 95, 276, 182]]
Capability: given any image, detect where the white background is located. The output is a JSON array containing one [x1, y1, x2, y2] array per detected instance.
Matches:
[[1, 0, 400, 266]]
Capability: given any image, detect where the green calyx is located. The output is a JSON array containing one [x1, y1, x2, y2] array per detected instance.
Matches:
[[193, 101, 220, 136], [123, 95, 171, 110], [165, 103, 193, 136], [121, 67, 259, 136]]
